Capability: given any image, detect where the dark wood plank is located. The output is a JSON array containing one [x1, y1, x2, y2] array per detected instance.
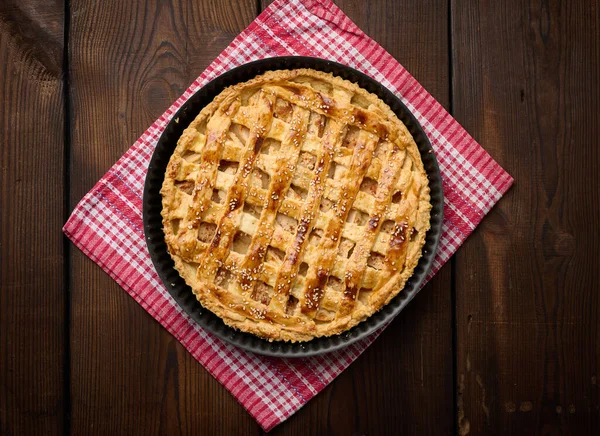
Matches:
[[260, 1, 454, 434], [453, 1, 600, 434], [68, 1, 259, 434], [0, 1, 65, 435]]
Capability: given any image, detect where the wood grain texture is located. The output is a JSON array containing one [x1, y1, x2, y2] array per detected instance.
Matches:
[[68, 1, 259, 434], [0, 1, 65, 435], [452, 0, 600, 434], [260, 1, 454, 434], [3, 0, 596, 434]]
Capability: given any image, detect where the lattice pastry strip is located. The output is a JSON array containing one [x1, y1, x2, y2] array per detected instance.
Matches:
[[161, 69, 431, 341], [299, 128, 379, 318], [268, 116, 348, 316], [336, 144, 408, 318], [195, 90, 276, 284], [236, 106, 311, 300]]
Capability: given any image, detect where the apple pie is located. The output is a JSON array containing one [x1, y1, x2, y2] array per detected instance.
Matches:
[[161, 69, 431, 342]]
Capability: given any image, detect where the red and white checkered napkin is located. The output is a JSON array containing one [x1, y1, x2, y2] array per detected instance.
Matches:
[[63, 0, 513, 430]]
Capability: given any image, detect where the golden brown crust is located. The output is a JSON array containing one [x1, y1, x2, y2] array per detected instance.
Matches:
[[161, 69, 431, 342]]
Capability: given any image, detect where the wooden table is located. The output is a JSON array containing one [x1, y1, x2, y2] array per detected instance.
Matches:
[[1, 0, 598, 434]]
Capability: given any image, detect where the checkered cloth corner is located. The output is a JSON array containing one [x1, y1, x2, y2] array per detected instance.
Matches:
[[63, 0, 513, 431]]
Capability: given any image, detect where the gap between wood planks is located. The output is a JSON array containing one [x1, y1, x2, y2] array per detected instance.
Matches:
[[62, 0, 72, 433], [448, 1, 459, 435]]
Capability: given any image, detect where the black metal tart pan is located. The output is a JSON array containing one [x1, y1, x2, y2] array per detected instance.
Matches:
[[143, 56, 443, 357]]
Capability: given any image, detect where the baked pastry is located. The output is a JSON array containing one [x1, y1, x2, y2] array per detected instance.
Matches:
[[161, 69, 431, 342]]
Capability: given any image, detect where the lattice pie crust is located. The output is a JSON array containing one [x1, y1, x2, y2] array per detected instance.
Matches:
[[161, 69, 431, 341]]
